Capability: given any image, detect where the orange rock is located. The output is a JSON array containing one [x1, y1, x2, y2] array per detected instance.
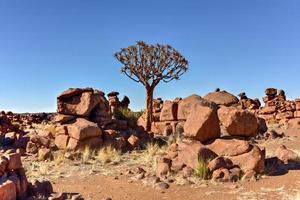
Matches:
[[184, 104, 220, 142], [67, 118, 102, 140], [160, 100, 178, 121], [218, 106, 258, 137], [206, 139, 251, 156], [0, 180, 16, 200]]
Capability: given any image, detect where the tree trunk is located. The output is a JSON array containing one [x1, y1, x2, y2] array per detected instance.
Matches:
[[145, 87, 154, 132]]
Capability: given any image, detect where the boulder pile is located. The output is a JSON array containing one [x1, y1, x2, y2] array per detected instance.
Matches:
[[0, 152, 28, 200], [138, 91, 260, 140], [258, 88, 299, 125], [140, 90, 268, 182], [54, 88, 143, 151], [157, 139, 265, 182]]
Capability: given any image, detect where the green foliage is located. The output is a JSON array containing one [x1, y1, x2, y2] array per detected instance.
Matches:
[[194, 158, 209, 179], [114, 108, 143, 122]]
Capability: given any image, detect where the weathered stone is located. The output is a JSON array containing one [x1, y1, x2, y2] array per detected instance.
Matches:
[[184, 104, 220, 142], [218, 106, 258, 137], [55, 114, 75, 124], [177, 94, 217, 120], [151, 121, 177, 135], [55, 135, 70, 149], [275, 145, 298, 164], [206, 138, 251, 157], [182, 166, 194, 178], [6, 153, 22, 171], [67, 137, 103, 150], [156, 162, 170, 178], [265, 88, 277, 96], [160, 101, 178, 121], [0, 180, 16, 200], [127, 135, 139, 148], [176, 141, 217, 169], [57, 88, 102, 116], [294, 111, 300, 118], [208, 157, 233, 172], [257, 117, 268, 134], [26, 142, 38, 154], [211, 168, 231, 182], [67, 118, 102, 140], [203, 91, 239, 106], [230, 145, 265, 174], [260, 106, 277, 115]]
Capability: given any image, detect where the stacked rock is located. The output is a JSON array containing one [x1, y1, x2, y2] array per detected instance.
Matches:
[[107, 91, 131, 118], [108, 91, 120, 119], [294, 99, 300, 118], [25, 129, 54, 160], [263, 88, 278, 103], [0, 152, 28, 200], [54, 88, 135, 151], [156, 139, 265, 182], [54, 88, 108, 151], [259, 88, 297, 124], [237, 92, 261, 110], [0, 112, 19, 135]]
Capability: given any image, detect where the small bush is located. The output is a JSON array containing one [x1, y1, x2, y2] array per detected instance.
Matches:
[[114, 108, 143, 122], [194, 159, 209, 179]]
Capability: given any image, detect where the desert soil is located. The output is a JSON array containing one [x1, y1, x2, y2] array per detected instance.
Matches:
[[23, 128, 300, 200]]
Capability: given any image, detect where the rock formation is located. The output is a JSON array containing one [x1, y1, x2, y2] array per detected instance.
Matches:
[[258, 88, 299, 125]]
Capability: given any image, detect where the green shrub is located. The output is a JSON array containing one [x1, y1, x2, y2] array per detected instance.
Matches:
[[114, 108, 143, 122], [194, 158, 209, 179]]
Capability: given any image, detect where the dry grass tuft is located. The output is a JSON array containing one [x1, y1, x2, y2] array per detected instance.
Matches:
[[53, 151, 66, 165], [44, 124, 57, 137], [96, 146, 121, 164], [81, 147, 96, 163]]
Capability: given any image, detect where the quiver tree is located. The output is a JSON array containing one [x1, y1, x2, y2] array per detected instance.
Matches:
[[114, 41, 188, 131]]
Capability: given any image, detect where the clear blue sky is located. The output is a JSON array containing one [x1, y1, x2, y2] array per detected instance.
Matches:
[[0, 0, 299, 112]]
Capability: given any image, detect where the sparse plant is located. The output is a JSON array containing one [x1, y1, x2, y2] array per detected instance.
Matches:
[[194, 158, 209, 180], [96, 146, 121, 164], [81, 147, 96, 163], [114, 108, 142, 123], [142, 142, 169, 164], [145, 142, 159, 157], [53, 151, 66, 165], [115, 41, 189, 131], [44, 124, 57, 137], [38, 164, 50, 176]]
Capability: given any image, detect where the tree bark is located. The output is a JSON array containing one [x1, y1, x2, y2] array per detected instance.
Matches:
[[145, 87, 154, 131]]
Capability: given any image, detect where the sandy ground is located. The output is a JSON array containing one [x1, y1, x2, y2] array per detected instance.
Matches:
[[23, 129, 300, 200]]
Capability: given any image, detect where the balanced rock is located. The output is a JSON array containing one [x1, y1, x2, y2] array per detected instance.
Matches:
[[57, 88, 103, 117]]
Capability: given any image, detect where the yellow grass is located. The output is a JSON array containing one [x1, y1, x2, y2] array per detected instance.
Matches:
[[96, 146, 121, 164], [81, 147, 96, 163]]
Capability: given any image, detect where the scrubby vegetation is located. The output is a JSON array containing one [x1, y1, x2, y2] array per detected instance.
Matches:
[[114, 108, 143, 124]]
